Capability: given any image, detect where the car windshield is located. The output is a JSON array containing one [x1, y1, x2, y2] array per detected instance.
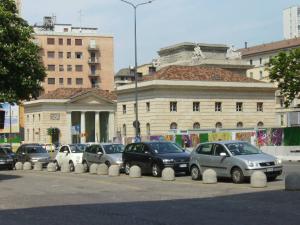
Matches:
[[148, 142, 184, 154], [103, 144, 124, 154], [0, 149, 7, 157], [70, 145, 85, 153], [225, 142, 261, 155], [26, 146, 47, 154]]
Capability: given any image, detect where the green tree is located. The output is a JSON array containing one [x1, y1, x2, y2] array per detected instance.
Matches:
[[267, 48, 300, 107], [0, 0, 46, 103]]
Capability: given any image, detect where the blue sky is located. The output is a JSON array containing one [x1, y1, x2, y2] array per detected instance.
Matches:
[[22, 0, 299, 72]]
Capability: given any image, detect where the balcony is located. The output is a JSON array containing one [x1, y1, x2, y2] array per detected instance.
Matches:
[[88, 43, 99, 51], [88, 57, 100, 64], [89, 72, 100, 77]]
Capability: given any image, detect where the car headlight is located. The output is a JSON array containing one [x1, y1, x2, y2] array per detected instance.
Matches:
[[115, 160, 123, 164], [275, 159, 282, 165], [163, 159, 174, 164], [247, 161, 259, 167]]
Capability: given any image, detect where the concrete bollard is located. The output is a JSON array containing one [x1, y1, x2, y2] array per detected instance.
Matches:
[[251, 171, 267, 188], [108, 165, 120, 177], [89, 164, 98, 174], [47, 162, 57, 172], [129, 165, 142, 178], [202, 169, 217, 184], [15, 162, 23, 170], [161, 167, 175, 181], [285, 172, 300, 191], [23, 162, 32, 171], [97, 164, 108, 175], [74, 164, 85, 174], [61, 162, 71, 173], [33, 162, 43, 171]]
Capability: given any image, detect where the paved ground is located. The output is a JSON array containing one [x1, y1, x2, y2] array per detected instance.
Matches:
[[0, 162, 299, 225]]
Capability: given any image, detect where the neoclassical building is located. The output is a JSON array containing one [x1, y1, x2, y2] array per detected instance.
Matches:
[[116, 65, 277, 137], [24, 88, 116, 144]]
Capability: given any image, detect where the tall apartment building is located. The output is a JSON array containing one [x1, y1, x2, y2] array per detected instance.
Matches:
[[283, 6, 300, 39], [33, 17, 114, 93]]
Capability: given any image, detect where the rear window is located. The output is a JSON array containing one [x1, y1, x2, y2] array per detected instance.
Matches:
[[70, 145, 84, 153], [103, 144, 124, 154], [148, 142, 184, 154]]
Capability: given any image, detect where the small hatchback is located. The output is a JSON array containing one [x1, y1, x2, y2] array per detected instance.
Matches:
[[16, 144, 51, 166], [82, 143, 124, 171], [123, 142, 190, 177], [189, 141, 283, 183]]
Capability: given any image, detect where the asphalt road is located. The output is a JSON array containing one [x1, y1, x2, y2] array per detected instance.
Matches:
[[0, 162, 299, 225]]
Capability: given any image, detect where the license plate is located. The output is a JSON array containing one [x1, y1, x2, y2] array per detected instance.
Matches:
[[266, 168, 274, 172], [0, 161, 5, 164], [179, 164, 187, 168]]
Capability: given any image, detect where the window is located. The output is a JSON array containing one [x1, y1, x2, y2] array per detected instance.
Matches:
[[122, 105, 126, 114], [214, 144, 228, 156], [236, 102, 243, 112], [249, 59, 253, 65], [250, 72, 253, 78], [59, 65, 64, 71], [75, 39, 83, 46], [47, 51, 55, 58], [170, 122, 177, 130], [75, 65, 83, 72], [47, 65, 55, 71], [237, 122, 243, 128], [67, 52, 71, 59], [64, 28, 68, 32], [259, 71, 263, 79], [280, 98, 284, 108], [76, 78, 83, 85], [257, 102, 263, 112], [47, 78, 55, 85], [215, 102, 222, 112], [259, 58, 262, 65], [215, 122, 222, 128], [67, 38, 71, 45], [146, 123, 150, 135], [193, 122, 200, 129], [193, 102, 200, 112], [67, 65, 72, 72], [146, 102, 150, 112], [257, 121, 264, 127], [67, 78, 72, 85], [47, 38, 55, 45], [75, 52, 83, 59], [170, 102, 177, 112], [280, 115, 284, 126], [123, 124, 127, 136], [59, 38, 63, 45], [196, 144, 213, 155], [59, 78, 64, 85], [58, 52, 63, 58]]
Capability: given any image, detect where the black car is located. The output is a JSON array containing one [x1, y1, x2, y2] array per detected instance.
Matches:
[[0, 147, 14, 170], [0, 145, 17, 164], [123, 142, 190, 177]]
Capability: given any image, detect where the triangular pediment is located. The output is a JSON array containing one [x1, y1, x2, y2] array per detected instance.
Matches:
[[67, 92, 115, 106]]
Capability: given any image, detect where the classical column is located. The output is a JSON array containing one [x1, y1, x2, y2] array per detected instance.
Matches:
[[108, 112, 115, 142], [80, 111, 86, 143], [66, 112, 72, 144], [95, 112, 100, 142]]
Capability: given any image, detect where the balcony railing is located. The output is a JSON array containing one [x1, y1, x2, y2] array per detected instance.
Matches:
[[88, 57, 99, 64], [89, 72, 100, 77]]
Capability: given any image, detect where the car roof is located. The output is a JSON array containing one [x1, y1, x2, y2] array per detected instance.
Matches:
[[199, 140, 248, 145]]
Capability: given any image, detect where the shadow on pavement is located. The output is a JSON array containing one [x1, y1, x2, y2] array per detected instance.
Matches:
[[0, 190, 299, 225], [0, 173, 22, 182]]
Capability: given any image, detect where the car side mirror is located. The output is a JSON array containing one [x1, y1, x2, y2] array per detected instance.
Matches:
[[63, 150, 68, 154], [220, 152, 227, 157], [145, 151, 151, 155], [97, 152, 103, 155], [22, 152, 26, 155]]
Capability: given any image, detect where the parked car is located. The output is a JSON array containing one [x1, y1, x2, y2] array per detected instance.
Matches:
[[54, 144, 85, 171], [123, 142, 190, 177], [0, 147, 14, 170], [0, 145, 17, 164], [16, 144, 51, 166], [189, 141, 283, 183], [82, 143, 124, 171]]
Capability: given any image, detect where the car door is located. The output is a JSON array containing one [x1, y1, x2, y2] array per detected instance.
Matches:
[[16, 146, 25, 162], [210, 144, 231, 177], [57, 146, 69, 166], [195, 143, 214, 172], [97, 146, 106, 164]]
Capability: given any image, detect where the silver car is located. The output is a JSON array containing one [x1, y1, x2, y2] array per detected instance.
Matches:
[[82, 143, 124, 171], [189, 141, 283, 183]]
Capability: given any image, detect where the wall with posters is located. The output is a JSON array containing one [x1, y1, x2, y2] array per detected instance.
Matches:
[[0, 103, 20, 143]]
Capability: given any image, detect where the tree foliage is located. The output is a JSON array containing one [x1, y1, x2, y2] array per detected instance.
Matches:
[[267, 48, 300, 107], [0, 0, 46, 103]]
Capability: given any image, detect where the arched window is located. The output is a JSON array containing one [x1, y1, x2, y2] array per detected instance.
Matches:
[[257, 121, 264, 127], [215, 122, 222, 129], [170, 122, 178, 130], [237, 122, 243, 128], [122, 124, 127, 136], [146, 123, 150, 136], [193, 122, 200, 129]]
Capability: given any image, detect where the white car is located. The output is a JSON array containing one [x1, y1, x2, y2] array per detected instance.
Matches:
[[54, 144, 85, 171]]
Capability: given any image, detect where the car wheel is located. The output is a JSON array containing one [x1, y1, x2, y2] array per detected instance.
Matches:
[[152, 164, 162, 177], [191, 165, 201, 180], [54, 160, 60, 171], [105, 161, 111, 168], [69, 161, 75, 172], [125, 162, 130, 175], [231, 167, 245, 184], [83, 161, 89, 172], [267, 175, 277, 182], [8, 164, 14, 170]]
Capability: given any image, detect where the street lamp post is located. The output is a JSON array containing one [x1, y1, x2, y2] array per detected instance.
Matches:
[[120, 0, 154, 140]]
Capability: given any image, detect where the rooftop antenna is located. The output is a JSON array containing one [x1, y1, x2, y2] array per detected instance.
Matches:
[[78, 10, 83, 32]]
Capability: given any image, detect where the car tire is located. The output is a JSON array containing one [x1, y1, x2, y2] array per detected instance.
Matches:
[[83, 161, 89, 172], [105, 161, 111, 168], [125, 162, 130, 175], [8, 164, 14, 170], [54, 160, 60, 171], [152, 163, 162, 177], [267, 175, 277, 182], [231, 167, 245, 184], [69, 161, 75, 172], [191, 165, 201, 180]]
